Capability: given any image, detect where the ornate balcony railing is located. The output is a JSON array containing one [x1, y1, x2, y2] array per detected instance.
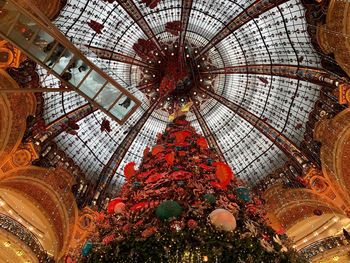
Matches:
[[300, 236, 347, 260], [0, 213, 55, 262]]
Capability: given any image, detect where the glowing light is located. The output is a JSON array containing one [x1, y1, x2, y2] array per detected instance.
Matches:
[[0, 199, 5, 206], [333, 256, 339, 261], [16, 250, 24, 256], [3, 241, 11, 247], [203, 255, 209, 262]]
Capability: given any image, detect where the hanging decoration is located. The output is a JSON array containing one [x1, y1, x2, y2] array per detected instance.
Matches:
[[165, 21, 182, 36], [100, 118, 111, 133], [87, 20, 104, 34]]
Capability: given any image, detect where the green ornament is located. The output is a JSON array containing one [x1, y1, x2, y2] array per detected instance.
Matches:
[[155, 200, 183, 220], [173, 166, 179, 171], [133, 182, 142, 188], [203, 194, 216, 204], [207, 158, 214, 165]]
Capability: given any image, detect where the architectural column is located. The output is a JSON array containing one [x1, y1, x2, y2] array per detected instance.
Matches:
[[195, 0, 288, 59]]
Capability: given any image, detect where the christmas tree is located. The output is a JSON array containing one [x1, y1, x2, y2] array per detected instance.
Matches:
[[80, 116, 307, 263]]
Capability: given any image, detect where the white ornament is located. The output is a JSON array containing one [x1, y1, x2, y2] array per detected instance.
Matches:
[[209, 209, 237, 232]]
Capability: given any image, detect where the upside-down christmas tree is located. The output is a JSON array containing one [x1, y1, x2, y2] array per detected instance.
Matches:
[[81, 115, 307, 263]]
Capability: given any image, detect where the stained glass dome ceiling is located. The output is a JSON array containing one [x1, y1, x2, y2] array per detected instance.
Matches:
[[40, 0, 323, 191]]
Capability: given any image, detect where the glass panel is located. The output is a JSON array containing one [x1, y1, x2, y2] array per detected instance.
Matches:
[[79, 70, 106, 98], [65, 58, 90, 87], [0, 1, 18, 34], [109, 94, 136, 120], [95, 83, 122, 110], [44, 42, 63, 67], [51, 48, 74, 75], [7, 14, 37, 49], [28, 30, 55, 62]]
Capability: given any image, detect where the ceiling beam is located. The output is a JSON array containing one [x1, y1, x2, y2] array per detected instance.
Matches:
[[35, 104, 97, 143], [116, 0, 165, 58], [201, 64, 345, 88], [86, 45, 157, 69], [198, 87, 312, 169], [194, 0, 288, 60], [92, 97, 162, 205], [192, 104, 226, 162], [179, 0, 194, 54]]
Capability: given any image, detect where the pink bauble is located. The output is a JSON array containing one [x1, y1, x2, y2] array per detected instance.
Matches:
[[209, 209, 237, 232], [114, 202, 126, 214]]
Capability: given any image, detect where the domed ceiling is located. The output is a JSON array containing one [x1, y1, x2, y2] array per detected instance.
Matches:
[[40, 0, 323, 192]]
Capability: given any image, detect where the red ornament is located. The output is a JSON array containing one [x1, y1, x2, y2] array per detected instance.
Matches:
[[141, 226, 157, 238], [197, 137, 209, 149], [172, 130, 191, 143], [145, 173, 164, 183], [169, 170, 192, 180], [122, 224, 130, 233], [187, 219, 198, 229], [213, 162, 234, 189], [130, 202, 148, 211], [165, 151, 175, 166], [107, 198, 123, 214], [124, 162, 137, 180], [152, 145, 165, 155], [199, 163, 213, 171], [102, 234, 115, 245]]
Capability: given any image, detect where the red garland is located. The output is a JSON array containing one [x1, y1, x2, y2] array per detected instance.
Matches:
[[130, 202, 148, 211]]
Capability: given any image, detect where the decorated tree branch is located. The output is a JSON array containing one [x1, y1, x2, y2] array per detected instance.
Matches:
[[79, 116, 307, 263]]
